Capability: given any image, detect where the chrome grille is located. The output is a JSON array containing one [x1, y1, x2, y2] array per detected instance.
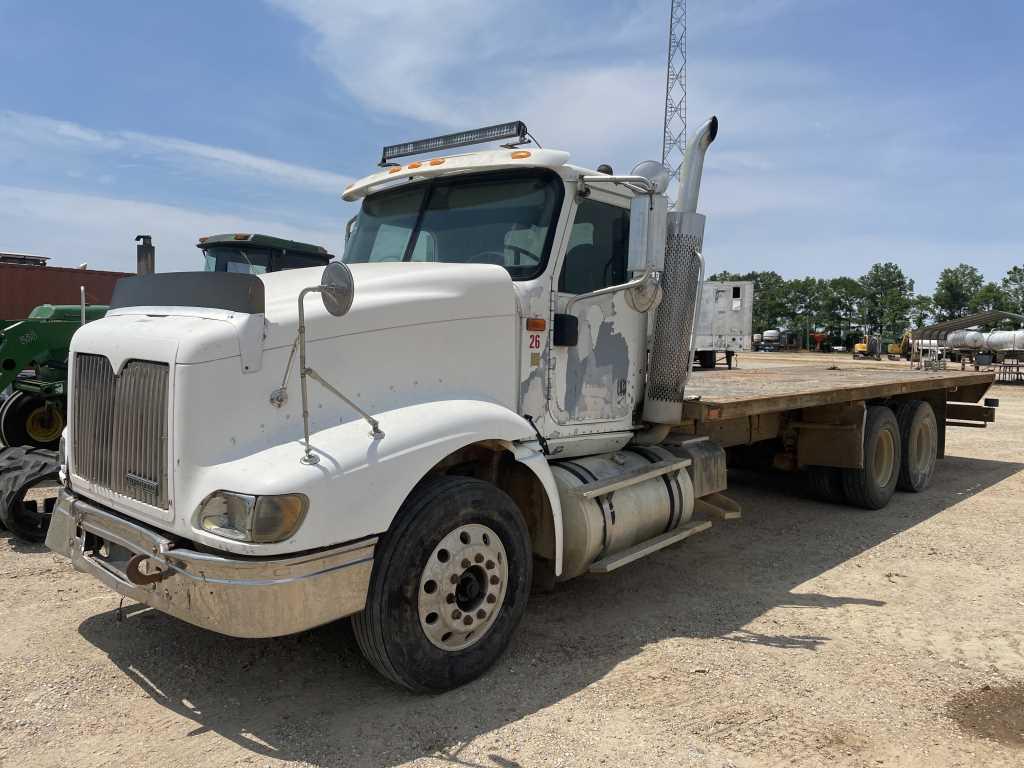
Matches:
[[72, 353, 169, 509]]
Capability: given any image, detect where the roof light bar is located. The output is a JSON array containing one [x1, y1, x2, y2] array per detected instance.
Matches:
[[380, 121, 528, 166]]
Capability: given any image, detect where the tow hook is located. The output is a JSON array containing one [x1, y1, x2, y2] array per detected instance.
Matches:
[[126, 554, 172, 585]]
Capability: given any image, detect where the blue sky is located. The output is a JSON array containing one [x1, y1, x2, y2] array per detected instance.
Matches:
[[0, 0, 1021, 293]]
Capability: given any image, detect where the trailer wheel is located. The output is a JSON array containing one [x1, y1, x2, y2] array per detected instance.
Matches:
[[352, 476, 532, 692], [0, 447, 61, 542], [893, 400, 937, 492], [841, 405, 901, 510], [0, 392, 64, 450], [806, 466, 846, 504]]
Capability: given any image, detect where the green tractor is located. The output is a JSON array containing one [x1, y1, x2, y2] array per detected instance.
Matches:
[[0, 233, 333, 542], [0, 303, 108, 449]]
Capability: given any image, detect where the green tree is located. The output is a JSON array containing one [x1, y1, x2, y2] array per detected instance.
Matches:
[[1001, 265, 1024, 315], [969, 282, 1009, 313], [933, 264, 984, 320], [909, 294, 935, 328], [819, 277, 864, 341], [858, 262, 914, 340], [782, 277, 822, 347]]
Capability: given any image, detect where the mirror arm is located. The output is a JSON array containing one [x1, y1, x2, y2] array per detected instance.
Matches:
[[565, 268, 658, 314]]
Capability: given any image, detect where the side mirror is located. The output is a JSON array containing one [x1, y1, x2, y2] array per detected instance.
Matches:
[[320, 261, 355, 317], [627, 194, 668, 273], [627, 159, 670, 273]]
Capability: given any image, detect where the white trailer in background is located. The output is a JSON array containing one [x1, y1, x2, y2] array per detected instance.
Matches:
[[693, 280, 753, 369]]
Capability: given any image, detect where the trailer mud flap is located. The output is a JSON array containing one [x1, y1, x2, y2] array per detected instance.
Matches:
[[794, 402, 866, 469]]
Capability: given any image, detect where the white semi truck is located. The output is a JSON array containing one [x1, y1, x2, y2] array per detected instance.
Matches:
[[46, 118, 997, 691]]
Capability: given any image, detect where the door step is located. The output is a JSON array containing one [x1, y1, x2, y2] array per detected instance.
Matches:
[[588, 520, 712, 573], [571, 458, 691, 499]]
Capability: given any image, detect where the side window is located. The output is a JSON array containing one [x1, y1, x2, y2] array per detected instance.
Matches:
[[558, 198, 630, 294]]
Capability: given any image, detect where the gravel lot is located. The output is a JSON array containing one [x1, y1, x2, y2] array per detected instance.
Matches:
[[2, 353, 1022, 767]]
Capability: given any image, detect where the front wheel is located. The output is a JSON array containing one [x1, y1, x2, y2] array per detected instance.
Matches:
[[353, 476, 532, 692]]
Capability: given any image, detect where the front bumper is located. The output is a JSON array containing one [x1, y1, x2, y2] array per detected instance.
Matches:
[[45, 489, 375, 638]]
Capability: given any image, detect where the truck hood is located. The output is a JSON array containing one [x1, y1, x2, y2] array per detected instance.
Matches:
[[260, 262, 519, 350]]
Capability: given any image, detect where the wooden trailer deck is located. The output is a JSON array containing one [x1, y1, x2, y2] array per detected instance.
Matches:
[[682, 365, 995, 421]]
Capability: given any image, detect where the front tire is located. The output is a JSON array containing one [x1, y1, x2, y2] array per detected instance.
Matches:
[[353, 476, 532, 692], [841, 405, 901, 510]]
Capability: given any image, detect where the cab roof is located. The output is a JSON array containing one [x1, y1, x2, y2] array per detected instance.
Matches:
[[342, 147, 574, 202], [196, 233, 329, 254]]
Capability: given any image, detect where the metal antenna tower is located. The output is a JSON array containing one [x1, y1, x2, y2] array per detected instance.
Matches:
[[661, 0, 686, 203]]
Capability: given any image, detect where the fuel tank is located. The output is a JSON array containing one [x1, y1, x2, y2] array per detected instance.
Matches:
[[551, 445, 695, 579]]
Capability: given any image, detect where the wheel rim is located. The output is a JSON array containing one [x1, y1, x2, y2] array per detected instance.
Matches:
[[25, 404, 64, 444], [873, 429, 896, 486], [418, 523, 508, 652]]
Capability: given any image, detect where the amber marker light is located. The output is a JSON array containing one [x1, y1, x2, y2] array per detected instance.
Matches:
[[511, 150, 531, 159], [526, 318, 546, 331]]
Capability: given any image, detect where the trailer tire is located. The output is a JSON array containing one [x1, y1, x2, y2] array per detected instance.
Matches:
[[0, 447, 60, 542], [352, 475, 532, 692], [841, 405, 901, 510], [806, 466, 846, 504], [0, 392, 64, 450], [893, 400, 937, 493]]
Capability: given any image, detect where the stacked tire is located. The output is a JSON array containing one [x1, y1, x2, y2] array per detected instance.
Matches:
[[0, 447, 61, 543]]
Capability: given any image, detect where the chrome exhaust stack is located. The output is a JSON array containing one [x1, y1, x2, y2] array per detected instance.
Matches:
[[642, 116, 718, 426]]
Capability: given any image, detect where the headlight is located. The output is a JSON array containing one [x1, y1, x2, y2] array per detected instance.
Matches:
[[197, 491, 308, 543]]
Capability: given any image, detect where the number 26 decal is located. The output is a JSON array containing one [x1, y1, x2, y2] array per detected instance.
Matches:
[[528, 334, 541, 349]]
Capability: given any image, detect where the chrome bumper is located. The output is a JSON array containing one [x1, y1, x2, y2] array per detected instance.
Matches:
[[45, 489, 375, 638]]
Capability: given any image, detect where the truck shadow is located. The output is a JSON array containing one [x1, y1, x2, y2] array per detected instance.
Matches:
[[77, 452, 1022, 767]]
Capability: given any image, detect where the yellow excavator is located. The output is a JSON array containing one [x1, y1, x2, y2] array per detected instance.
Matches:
[[887, 331, 912, 361], [852, 335, 882, 360]]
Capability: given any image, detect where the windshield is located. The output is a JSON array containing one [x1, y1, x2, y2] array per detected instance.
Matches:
[[343, 169, 563, 280]]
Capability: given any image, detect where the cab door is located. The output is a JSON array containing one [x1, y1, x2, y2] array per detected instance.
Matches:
[[547, 195, 648, 430]]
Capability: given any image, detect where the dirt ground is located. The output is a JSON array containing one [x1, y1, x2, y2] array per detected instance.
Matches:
[[2, 352, 1023, 767]]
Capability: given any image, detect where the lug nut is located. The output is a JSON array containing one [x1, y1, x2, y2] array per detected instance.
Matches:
[[461, 558, 471, 569], [446, 594, 455, 604], [476, 609, 486, 619], [474, 553, 484, 563], [452, 610, 462, 620], [450, 574, 459, 584], [463, 615, 473, 626], [486, 594, 497, 604], [489, 575, 499, 585], [485, 560, 495, 570]]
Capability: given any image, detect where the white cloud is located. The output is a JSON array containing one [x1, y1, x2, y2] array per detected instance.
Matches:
[[0, 185, 347, 273], [0, 110, 351, 193]]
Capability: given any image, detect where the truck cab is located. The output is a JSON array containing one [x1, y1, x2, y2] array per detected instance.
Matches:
[[48, 117, 986, 693]]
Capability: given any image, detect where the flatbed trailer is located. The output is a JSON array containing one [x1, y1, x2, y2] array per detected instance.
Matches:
[[678, 365, 996, 478]]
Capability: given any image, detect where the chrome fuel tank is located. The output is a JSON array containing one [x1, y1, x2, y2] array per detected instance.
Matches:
[[551, 445, 695, 579]]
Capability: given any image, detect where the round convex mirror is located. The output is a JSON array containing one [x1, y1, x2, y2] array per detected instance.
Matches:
[[320, 261, 355, 317], [630, 160, 672, 195]]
